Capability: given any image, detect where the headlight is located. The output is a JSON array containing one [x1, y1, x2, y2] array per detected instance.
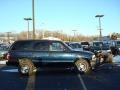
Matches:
[[91, 55, 97, 68], [92, 55, 96, 61], [107, 50, 111, 53]]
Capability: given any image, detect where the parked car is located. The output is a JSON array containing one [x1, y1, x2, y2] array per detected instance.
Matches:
[[65, 42, 83, 51], [80, 41, 90, 51], [110, 40, 120, 51], [6, 39, 104, 75], [0, 45, 9, 60], [90, 41, 110, 53], [116, 40, 120, 51]]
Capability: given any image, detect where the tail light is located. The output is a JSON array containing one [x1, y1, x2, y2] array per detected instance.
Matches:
[[6, 53, 10, 60]]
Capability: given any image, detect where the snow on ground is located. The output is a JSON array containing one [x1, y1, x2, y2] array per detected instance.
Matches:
[[113, 55, 120, 63], [0, 60, 7, 64]]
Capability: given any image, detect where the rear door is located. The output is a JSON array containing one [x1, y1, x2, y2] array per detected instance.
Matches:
[[32, 41, 49, 63]]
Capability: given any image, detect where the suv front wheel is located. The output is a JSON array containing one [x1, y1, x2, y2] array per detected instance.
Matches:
[[75, 59, 91, 74]]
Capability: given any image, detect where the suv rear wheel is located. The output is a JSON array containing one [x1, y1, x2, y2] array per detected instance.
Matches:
[[75, 59, 91, 74], [18, 58, 36, 76]]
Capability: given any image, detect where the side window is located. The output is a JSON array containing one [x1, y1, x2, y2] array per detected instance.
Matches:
[[11, 41, 32, 50], [93, 43, 99, 47], [50, 42, 65, 51], [93, 43, 97, 46], [34, 42, 49, 51]]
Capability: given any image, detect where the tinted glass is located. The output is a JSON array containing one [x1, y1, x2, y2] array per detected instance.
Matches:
[[33, 42, 49, 51], [70, 43, 81, 49], [11, 41, 32, 50], [93, 42, 103, 47], [81, 42, 89, 45], [116, 41, 120, 45]]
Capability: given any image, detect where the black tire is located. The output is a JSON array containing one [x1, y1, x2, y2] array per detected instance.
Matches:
[[75, 59, 91, 74], [18, 58, 36, 76]]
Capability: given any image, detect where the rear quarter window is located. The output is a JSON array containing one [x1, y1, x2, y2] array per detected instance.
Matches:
[[11, 41, 33, 51]]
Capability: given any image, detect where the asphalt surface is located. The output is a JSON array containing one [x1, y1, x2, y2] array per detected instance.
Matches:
[[0, 63, 120, 90]]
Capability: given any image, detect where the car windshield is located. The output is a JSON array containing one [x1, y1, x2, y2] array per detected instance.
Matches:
[[0, 46, 9, 51], [69, 43, 82, 49], [93, 42, 103, 47], [116, 41, 120, 45], [81, 42, 89, 46]]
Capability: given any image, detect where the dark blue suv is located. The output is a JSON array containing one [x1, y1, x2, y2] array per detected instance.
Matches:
[[6, 39, 97, 75]]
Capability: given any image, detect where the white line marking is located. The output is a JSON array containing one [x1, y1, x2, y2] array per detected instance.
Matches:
[[0, 60, 7, 64], [26, 75, 36, 90], [78, 74, 87, 90]]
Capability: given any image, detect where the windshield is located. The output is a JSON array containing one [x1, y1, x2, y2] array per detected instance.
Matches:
[[116, 41, 120, 45], [81, 42, 89, 46], [93, 42, 103, 47], [69, 43, 82, 49]]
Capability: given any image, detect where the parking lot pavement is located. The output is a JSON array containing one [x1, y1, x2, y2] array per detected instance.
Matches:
[[0, 65, 84, 90], [0, 65, 28, 90], [1, 64, 120, 90], [26, 74, 36, 90], [82, 64, 120, 90], [35, 71, 84, 90]]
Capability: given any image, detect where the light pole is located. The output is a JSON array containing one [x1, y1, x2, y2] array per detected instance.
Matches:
[[6, 32, 11, 43], [95, 15, 104, 41], [41, 22, 45, 38], [72, 30, 77, 41], [24, 18, 32, 39], [32, 0, 35, 39]]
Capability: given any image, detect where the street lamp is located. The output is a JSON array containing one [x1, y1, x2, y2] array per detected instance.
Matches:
[[95, 15, 104, 41], [24, 18, 32, 39], [41, 22, 45, 38], [6, 32, 11, 43], [32, 0, 35, 39], [72, 30, 77, 41]]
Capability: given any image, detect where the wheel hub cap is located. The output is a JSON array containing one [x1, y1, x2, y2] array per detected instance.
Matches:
[[21, 66, 29, 74], [78, 63, 86, 72]]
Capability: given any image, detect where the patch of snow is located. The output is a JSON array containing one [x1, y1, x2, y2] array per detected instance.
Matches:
[[113, 55, 120, 63], [0, 60, 7, 64]]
